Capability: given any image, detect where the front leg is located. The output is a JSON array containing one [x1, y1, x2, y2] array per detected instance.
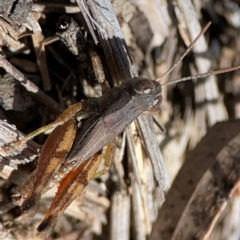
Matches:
[[93, 140, 116, 178]]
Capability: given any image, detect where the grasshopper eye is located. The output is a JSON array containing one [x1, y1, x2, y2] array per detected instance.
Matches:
[[133, 79, 155, 94], [153, 98, 159, 106], [151, 95, 162, 109]]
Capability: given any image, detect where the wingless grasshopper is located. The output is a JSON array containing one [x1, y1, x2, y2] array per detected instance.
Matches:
[[2, 22, 240, 239]]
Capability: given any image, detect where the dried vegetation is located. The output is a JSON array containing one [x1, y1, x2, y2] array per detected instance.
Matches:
[[0, 0, 240, 240]]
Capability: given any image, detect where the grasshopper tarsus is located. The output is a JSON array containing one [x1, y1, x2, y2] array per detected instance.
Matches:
[[2, 140, 24, 155]]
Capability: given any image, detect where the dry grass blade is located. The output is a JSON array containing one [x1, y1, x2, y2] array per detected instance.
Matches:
[[150, 120, 240, 240], [175, 0, 228, 147], [0, 53, 63, 114]]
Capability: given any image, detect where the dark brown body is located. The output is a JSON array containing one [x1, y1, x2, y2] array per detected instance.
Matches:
[[67, 77, 162, 164]]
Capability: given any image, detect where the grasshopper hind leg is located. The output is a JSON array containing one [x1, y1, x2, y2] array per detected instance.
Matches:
[[3, 102, 85, 154], [19, 119, 77, 218], [36, 153, 102, 239]]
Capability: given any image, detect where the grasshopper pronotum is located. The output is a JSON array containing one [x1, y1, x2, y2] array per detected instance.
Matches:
[[3, 22, 240, 239]]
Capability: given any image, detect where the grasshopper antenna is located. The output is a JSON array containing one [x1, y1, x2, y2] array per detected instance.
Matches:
[[154, 21, 240, 87], [162, 66, 240, 87], [156, 22, 212, 82]]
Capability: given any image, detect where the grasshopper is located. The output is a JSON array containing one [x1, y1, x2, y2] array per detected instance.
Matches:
[[3, 22, 240, 239]]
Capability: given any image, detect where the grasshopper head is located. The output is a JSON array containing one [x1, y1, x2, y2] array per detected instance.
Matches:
[[120, 77, 162, 111]]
